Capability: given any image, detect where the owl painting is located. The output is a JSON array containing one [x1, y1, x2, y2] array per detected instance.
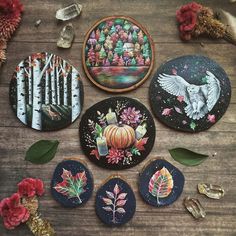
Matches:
[[158, 71, 221, 120]]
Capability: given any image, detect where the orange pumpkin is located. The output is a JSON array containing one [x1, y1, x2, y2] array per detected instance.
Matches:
[[103, 124, 135, 149]]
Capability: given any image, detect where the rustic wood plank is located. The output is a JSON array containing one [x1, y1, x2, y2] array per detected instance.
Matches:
[[0, 0, 236, 235]]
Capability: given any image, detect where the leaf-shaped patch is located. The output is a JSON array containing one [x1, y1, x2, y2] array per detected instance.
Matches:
[[117, 193, 127, 200], [169, 148, 208, 166], [113, 184, 120, 195], [135, 138, 148, 151], [106, 191, 114, 199], [103, 198, 113, 205], [102, 206, 113, 212], [54, 168, 87, 204], [25, 140, 59, 164], [116, 200, 127, 207], [148, 167, 173, 205], [116, 208, 126, 213]]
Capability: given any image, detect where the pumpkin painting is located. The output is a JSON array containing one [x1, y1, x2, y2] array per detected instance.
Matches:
[[104, 124, 135, 149]]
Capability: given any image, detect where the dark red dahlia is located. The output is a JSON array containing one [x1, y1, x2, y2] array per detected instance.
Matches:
[[106, 148, 125, 164]]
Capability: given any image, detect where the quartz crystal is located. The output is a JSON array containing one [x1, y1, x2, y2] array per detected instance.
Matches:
[[198, 183, 225, 199], [184, 197, 206, 219], [56, 3, 82, 21], [57, 23, 75, 49]]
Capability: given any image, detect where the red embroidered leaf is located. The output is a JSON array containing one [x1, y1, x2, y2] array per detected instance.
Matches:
[[116, 200, 127, 207], [116, 208, 126, 213], [117, 193, 127, 200], [102, 206, 113, 212], [106, 191, 115, 199], [102, 197, 113, 205], [54, 169, 87, 204], [113, 184, 120, 195], [90, 149, 100, 160], [135, 137, 149, 151]]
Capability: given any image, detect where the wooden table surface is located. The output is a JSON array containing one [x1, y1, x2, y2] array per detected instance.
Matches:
[[0, 0, 236, 235]]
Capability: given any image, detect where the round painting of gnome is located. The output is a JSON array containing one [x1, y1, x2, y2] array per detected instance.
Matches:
[[83, 16, 154, 92], [79, 97, 156, 170], [9, 52, 83, 131], [149, 55, 231, 132]]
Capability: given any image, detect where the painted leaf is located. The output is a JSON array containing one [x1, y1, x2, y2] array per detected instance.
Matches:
[[90, 149, 100, 160], [148, 167, 173, 205], [116, 208, 126, 213], [169, 148, 208, 166], [113, 184, 120, 195], [95, 123, 103, 137], [102, 206, 113, 212], [135, 137, 148, 151], [174, 106, 183, 114], [117, 193, 127, 200], [25, 140, 59, 164], [116, 200, 127, 207], [54, 168, 87, 204], [106, 191, 114, 199], [103, 197, 113, 205]]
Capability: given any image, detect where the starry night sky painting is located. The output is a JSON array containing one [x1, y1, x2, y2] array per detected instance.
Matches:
[[149, 55, 231, 132], [83, 16, 154, 92]]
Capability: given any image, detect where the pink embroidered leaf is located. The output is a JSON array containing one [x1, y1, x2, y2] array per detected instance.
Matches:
[[117, 193, 127, 200], [116, 200, 127, 207], [148, 167, 173, 205], [113, 184, 120, 195], [106, 191, 115, 199], [135, 137, 148, 151], [54, 169, 87, 204], [174, 106, 183, 114], [102, 206, 113, 212], [116, 208, 126, 213], [103, 197, 113, 205]]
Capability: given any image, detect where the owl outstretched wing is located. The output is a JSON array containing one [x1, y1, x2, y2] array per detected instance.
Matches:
[[158, 73, 190, 102], [200, 71, 221, 112]]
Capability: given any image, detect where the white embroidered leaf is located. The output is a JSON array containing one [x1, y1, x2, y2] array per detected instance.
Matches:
[[102, 206, 113, 212], [116, 208, 126, 213], [102, 197, 113, 205], [106, 191, 115, 199]]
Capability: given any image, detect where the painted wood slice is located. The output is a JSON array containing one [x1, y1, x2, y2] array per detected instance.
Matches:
[[149, 55, 231, 132], [82, 16, 154, 93], [139, 159, 185, 207], [51, 159, 93, 208], [9, 52, 84, 131], [79, 97, 156, 170], [95, 176, 136, 226]]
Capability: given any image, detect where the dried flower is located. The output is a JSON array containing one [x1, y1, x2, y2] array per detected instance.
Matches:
[[106, 148, 124, 164], [0, 193, 30, 229], [120, 107, 142, 126]]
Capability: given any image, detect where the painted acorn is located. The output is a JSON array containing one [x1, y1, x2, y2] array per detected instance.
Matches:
[[103, 122, 135, 149]]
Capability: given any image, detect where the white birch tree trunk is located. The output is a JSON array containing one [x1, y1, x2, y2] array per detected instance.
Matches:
[[32, 54, 53, 130], [17, 61, 27, 124], [50, 55, 56, 105], [45, 53, 50, 105], [56, 57, 61, 105], [31, 59, 42, 130], [28, 56, 32, 105], [71, 67, 81, 122], [63, 60, 68, 106]]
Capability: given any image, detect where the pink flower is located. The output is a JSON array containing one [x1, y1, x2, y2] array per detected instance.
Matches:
[[0, 193, 29, 229], [18, 178, 44, 198], [177, 96, 185, 103], [207, 114, 216, 123], [106, 148, 124, 164], [172, 68, 177, 75], [120, 107, 142, 125], [162, 108, 173, 116]]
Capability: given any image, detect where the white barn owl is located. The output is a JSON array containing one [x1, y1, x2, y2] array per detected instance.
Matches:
[[158, 71, 221, 120]]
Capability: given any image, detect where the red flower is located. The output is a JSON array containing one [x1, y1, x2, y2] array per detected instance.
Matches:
[[18, 178, 44, 198], [106, 148, 124, 164], [176, 2, 203, 40], [0, 193, 29, 229], [0, 0, 23, 15]]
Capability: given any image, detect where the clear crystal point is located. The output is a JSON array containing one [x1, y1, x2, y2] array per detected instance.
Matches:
[[56, 3, 82, 21], [57, 23, 75, 49]]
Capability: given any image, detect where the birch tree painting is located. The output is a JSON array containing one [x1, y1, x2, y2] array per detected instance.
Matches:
[[10, 52, 83, 131]]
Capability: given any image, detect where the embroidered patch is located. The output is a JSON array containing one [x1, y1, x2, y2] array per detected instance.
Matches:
[[51, 159, 93, 208], [9, 52, 83, 131], [149, 55, 231, 132], [79, 97, 156, 169], [139, 159, 185, 207], [95, 176, 136, 226], [83, 16, 154, 92]]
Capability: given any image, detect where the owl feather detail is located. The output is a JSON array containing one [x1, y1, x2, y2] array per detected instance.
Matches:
[[158, 71, 221, 120]]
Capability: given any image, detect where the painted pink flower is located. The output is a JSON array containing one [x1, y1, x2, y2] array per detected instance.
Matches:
[[106, 148, 124, 164], [162, 108, 173, 116], [120, 107, 142, 125], [177, 96, 185, 103], [207, 114, 216, 123]]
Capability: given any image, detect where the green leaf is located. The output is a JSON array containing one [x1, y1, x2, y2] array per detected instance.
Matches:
[[169, 148, 208, 166], [25, 140, 59, 164], [95, 123, 103, 137]]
